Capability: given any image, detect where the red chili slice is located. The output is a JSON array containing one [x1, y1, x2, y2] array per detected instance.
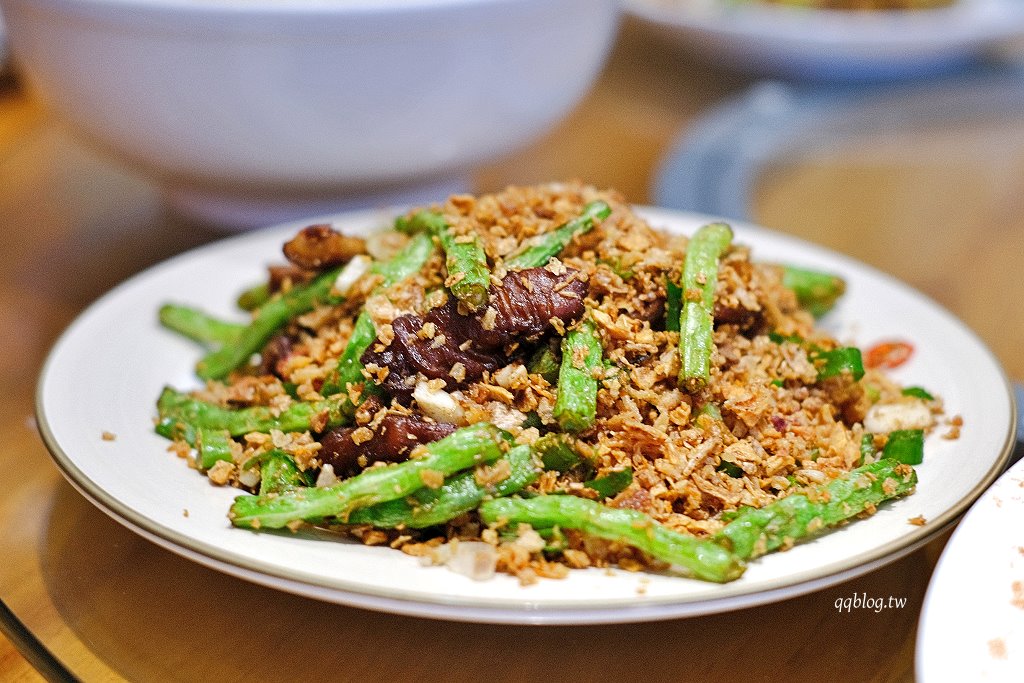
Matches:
[[864, 340, 914, 369]]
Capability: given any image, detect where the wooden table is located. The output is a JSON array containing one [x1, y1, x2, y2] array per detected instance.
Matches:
[[2, 19, 1022, 682]]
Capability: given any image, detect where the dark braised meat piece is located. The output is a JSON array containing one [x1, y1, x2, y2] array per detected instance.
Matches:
[[379, 314, 504, 392], [283, 224, 367, 270], [318, 413, 456, 476], [712, 260, 766, 334], [259, 334, 293, 378], [268, 264, 316, 295], [474, 267, 589, 347], [362, 267, 588, 399], [713, 300, 764, 335], [632, 292, 665, 325]]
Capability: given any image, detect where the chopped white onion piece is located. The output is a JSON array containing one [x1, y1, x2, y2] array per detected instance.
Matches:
[[864, 401, 932, 433], [796, 469, 827, 484], [413, 381, 464, 424], [315, 463, 337, 488], [486, 402, 527, 431], [332, 255, 372, 297], [445, 541, 497, 581], [237, 467, 261, 488]]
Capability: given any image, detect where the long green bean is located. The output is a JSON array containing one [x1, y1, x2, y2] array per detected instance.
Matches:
[[159, 304, 245, 347], [781, 265, 846, 318], [402, 210, 489, 310], [479, 495, 745, 583], [196, 267, 343, 380], [552, 319, 603, 432], [504, 200, 611, 269], [229, 423, 509, 529], [347, 443, 539, 528], [320, 232, 435, 397], [678, 222, 733, 391], [715, 458, 917, 560], [259, 450, 313, 495], [156, 386, 351, 437]]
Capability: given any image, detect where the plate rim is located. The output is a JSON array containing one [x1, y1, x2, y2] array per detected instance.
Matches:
[[34, 206, 1018, 624]]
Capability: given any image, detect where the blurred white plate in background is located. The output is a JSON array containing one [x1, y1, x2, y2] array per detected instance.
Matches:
[[917, 454, 1024, 681], [625, 0, 1024, 81]]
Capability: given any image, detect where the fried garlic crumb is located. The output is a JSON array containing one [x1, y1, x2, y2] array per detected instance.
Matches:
[[420, 469, 445, 489], [207, 460, 235, 486]]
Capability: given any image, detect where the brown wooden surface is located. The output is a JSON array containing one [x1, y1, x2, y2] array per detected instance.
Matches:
[[1, 19, 1021, 682]]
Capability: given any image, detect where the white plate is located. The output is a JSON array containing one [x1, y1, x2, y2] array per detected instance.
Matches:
[[624, 0, 1024, 81], [36, 206, 1015, 624], [917, 455, 1024, 680]]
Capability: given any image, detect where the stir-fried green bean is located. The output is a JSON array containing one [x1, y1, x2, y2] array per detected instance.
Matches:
[[769, 333, 866, 383], [583, 467, 633, 500], [319, 310, 378, 398], [813, 346, 866, 382], [402, 210, 489, 309], [532, 432, 586, 472], [781, 265, 846, 318], [236, 282, 271, 311], [881, 430, 925, 465], [504, 200, 612, 269], [858, 434, 876, 466], [715, 458, 917, 560], [195, 428, 234, 470], [678, 223, 733, 391], [552, 319, 603, 432], [258, 450, 313, 495], [348, 443, 540, 529], [664, 276, 682, 333], [159, 304, 245, 348], [156, 386, 351, 438], [196, 267, 343, 380], [901, 386, 934, 400], [479, 495, 745, 583], [229, 423, 508, 529], [527, 344, 561, 384], [369, 231, 437, 289], [319, 232, 435, 397]]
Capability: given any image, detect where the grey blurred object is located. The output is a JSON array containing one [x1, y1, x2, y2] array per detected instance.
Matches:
[[654, 64, 1024, 220], [653, 66, 1024, 456]]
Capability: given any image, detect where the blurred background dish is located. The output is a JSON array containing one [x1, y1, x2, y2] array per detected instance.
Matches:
[[0, 0, 620, 229], [0, 10, 6, 66], [624, 0, 1024, 81], [916, 454, 1024, 681]]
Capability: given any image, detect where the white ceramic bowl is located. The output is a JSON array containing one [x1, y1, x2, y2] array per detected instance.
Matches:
[[0, 0, 620, 227]]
